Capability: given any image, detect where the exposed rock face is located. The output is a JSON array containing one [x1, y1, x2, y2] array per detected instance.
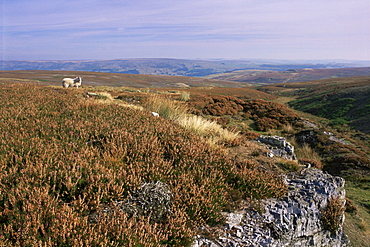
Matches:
[[193, 169, 348, 247], [257, 135, 297, 160]]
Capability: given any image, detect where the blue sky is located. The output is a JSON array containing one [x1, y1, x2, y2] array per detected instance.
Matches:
[[1, 0, 370, 61]]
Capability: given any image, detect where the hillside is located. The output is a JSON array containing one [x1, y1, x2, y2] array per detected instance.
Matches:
[[205, 67, 370, 85], [260, 75, 370, 134], [1, 58, 368, 77], [0, 82, 290, 246], [1, 72, 370, 246]]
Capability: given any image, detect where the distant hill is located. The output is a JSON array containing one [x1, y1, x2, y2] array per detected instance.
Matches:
[[0, 70, 242, 88], [205, 67, 370, 85], [1, 58, 368, 77], [260, 75, 370, 133]]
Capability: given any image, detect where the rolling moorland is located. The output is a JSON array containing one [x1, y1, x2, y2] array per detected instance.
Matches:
[[205, 67, 370, 85], [1, 58, 370, 77], [0, 70, 370, 246], [260, 75, 370, 134]]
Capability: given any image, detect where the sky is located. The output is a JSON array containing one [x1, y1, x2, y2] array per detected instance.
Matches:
[[1, 0, 370, 61]]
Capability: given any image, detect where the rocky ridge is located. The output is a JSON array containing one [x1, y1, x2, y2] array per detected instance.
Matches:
[[193, 168, 348, 247]]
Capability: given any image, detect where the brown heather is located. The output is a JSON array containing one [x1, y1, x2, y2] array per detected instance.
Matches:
[[321, 196, 346, 233], [0, 83, 287, 246], [188, 95, 300, 131]]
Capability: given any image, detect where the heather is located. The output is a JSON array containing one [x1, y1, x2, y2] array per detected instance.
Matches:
[[188, 95, 300, 131], [0, 83, 287, 246]]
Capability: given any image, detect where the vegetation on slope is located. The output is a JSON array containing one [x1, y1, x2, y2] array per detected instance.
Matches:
[[260, 76, 370, 246], [1, 71, 370, 246], [187, 94, 300, 132], [0, 83, 287, 246], [261, 76, 370, 133]]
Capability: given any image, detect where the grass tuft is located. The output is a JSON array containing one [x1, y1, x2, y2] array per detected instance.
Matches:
[[143, 94, 239, 146], [143, 95, 188, 121], [179, 91, 190, 102]]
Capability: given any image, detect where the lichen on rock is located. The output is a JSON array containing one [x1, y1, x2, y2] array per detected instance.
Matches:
[[89, 181, 173, 224]]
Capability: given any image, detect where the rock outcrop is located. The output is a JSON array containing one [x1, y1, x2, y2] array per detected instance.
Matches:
[[257, 135, 297, 160], [193, 168, 348, 247]]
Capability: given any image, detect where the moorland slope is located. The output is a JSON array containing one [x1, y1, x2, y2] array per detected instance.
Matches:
[[1, 71, 370, 246], [260, 75, 370, 134], [0, 82, 288, 246]]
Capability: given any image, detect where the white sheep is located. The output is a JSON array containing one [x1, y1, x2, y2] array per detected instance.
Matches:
[[62, 77, 82, 88], [151, 112, 160, 117]]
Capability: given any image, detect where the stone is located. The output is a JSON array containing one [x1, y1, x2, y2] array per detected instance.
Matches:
[[192, 169, 349, 247], [257, 135, 297, 160], [224, 212, 244, 229]]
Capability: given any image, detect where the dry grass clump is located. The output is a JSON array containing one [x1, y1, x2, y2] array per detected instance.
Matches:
[[282, 123, 295, 134], [143, 94, 239, 146], [177, 115, 239, 146], [0, 83, 287, 246], [87, 91, 144, 111], [143, 94, 188, 121], [321, 196, 346, 233], [276, 160, 301, 172], [295, 143, 322, 162], [179, 91, 190, 102], [298, 158, 323, 170]]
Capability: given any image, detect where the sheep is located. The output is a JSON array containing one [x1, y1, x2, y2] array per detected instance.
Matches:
[[151, 112, 160, 117], [62, 77, 82, 88]]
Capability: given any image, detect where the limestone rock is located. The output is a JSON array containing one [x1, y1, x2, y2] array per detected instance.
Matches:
[[257, 135, 297, 160], [192, 169, 349, 247]]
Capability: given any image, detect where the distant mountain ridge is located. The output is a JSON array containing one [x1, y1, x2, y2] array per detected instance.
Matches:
[[1, 58, 369, 77]]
